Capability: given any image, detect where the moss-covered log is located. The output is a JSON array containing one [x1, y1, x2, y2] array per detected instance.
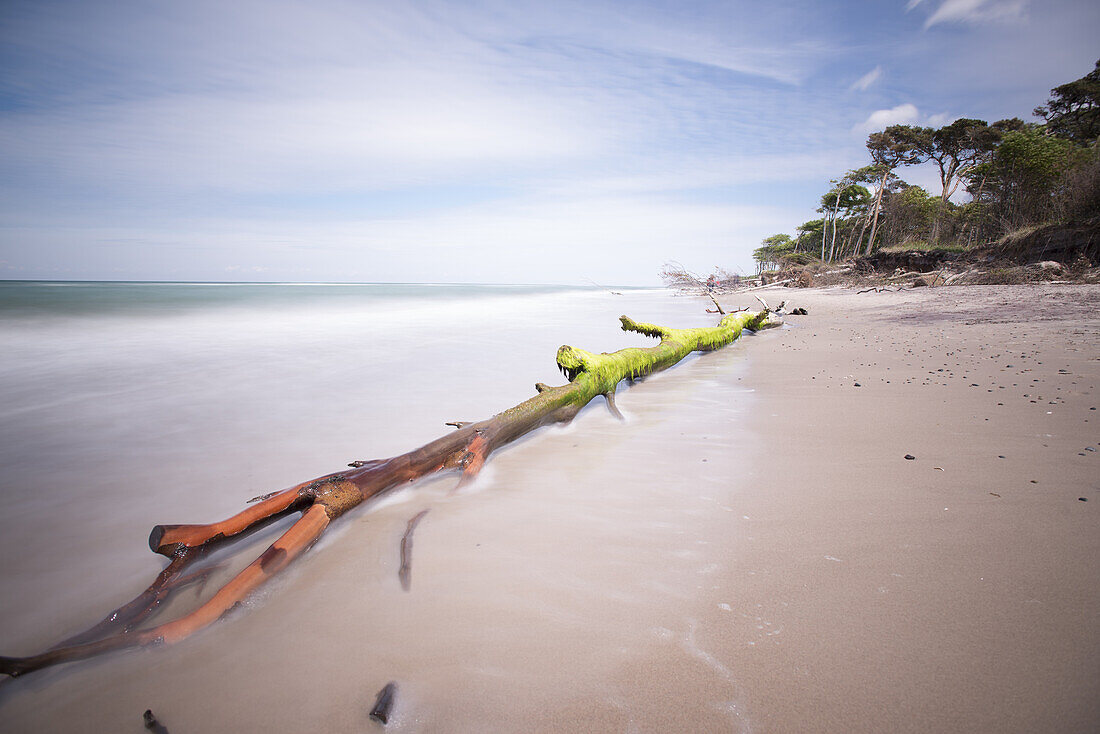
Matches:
[[0, 308, 775, 677]]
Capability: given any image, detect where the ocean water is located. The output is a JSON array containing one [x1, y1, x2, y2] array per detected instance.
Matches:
[[0, 281, 763, 732]]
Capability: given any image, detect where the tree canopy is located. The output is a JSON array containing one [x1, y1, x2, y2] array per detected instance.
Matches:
[[1034, 59, 1100, 144]]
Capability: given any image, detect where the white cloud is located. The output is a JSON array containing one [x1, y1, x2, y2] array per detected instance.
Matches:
[[853, 103, 920, 134], [850, 66, 884, 92], [852, 103, 959, 136], [922, 0, 1028, 28]]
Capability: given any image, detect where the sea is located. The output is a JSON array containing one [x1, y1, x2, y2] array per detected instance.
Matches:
[[0, 281, 764, 732]]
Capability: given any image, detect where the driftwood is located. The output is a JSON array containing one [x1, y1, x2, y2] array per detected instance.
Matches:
[[370, 681, 398, 724], [398, 510, 430, 592], [0, 307, 775, 678], [143, 709, 170, 734]]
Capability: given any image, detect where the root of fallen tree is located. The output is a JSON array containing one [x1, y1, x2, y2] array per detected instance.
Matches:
[[0, 307, 776, 678]]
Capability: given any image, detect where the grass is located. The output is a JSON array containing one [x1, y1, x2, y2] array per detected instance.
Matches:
[[876, 240, 972, 254]]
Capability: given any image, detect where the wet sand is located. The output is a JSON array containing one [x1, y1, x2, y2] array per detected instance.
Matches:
[[1, 284, 1097, 732]]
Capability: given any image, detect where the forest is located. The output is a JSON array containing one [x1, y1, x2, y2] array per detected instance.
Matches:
[[751, 60, 1099, 274]]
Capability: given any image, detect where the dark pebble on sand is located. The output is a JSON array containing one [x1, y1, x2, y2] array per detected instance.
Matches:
[[904, 454, 915, 460], [1080, 497, 1088, 502]]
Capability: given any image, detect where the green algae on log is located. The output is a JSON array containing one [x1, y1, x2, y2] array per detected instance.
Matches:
[[0, 307, 776, 678]]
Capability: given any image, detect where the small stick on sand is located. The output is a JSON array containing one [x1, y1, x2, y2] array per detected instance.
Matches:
[[604, 391, 624, 420], [398, 510, 430, 592], [707, 292, 725, 315], [370, 682, 397, 725], [143, 710, 169, 733]]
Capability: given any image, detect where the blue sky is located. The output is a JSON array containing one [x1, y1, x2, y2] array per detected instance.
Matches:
[[1, 0, 1097, 285]]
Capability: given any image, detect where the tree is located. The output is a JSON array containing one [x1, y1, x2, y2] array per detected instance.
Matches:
[[753, 233, 795, 273], [794, 219, 825, 253], [887, 119, 1002, 242], [862, 131, 921, 255], [818, 180, 871, 262], [976, 125, 1081, 231], [879, 184, 937, 248], [1054, 144, 1100, 223], [823, 183, 871, 261], [840, 184, 873, 259], [1034, 59, 1100, 144]]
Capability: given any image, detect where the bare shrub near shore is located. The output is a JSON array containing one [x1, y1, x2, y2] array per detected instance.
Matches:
[[660, 262, 746, 291], [659, 261, 704, 290]]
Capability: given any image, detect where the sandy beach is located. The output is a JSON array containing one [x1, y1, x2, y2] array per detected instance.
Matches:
[[711, 284, 1099, 732], [0, 283, 1097, 732]]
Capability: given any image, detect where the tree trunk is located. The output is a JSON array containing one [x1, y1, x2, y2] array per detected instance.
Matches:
[[1, 307, 776, 678], [932, 158, 959, 244], [827, 217, 837, 263], [864, 170, 888, 256], [821, 215, 827, 261], [851, 209, 870, 260], [828, 197, 840, 262]]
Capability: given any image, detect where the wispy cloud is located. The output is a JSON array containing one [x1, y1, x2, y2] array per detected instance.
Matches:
[[920, 0, 1028, 28], [0, 0, 1094, 282], [850, 66, 884, 92]]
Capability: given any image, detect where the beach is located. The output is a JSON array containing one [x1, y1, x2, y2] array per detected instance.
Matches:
[[709, 284, 1099, 732], [0, 282, 1097, 732]]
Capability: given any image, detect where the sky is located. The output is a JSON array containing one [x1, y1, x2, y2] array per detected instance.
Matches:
[[0, 0, 1097, 285]]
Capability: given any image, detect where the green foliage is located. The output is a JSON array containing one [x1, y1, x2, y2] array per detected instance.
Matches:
[[884, 119, 1003, 241], [1054, 144, 1100, 223], [753, 233, 795, 270], [866, 131, 921, 169], [879, 185, 937, 247], [821, 184, 871, 210], [978, 126, 1081, 230], [751, 231, 824, 271], [1034, 59, 1100, 144], [779, 251, 818, 265], [877, 241, 970, 254], [792, 219, 824, 253], [760, 233, 793, 250]]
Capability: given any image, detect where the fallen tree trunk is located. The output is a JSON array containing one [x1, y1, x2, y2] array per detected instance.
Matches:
[[1, 307, 776, 677]]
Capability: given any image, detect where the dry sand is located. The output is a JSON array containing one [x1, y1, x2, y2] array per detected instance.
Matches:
[[716, 283, 1099, 732]]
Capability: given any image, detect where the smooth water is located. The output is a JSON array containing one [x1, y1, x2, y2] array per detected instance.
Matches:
[[0, 281, 762, 732]]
